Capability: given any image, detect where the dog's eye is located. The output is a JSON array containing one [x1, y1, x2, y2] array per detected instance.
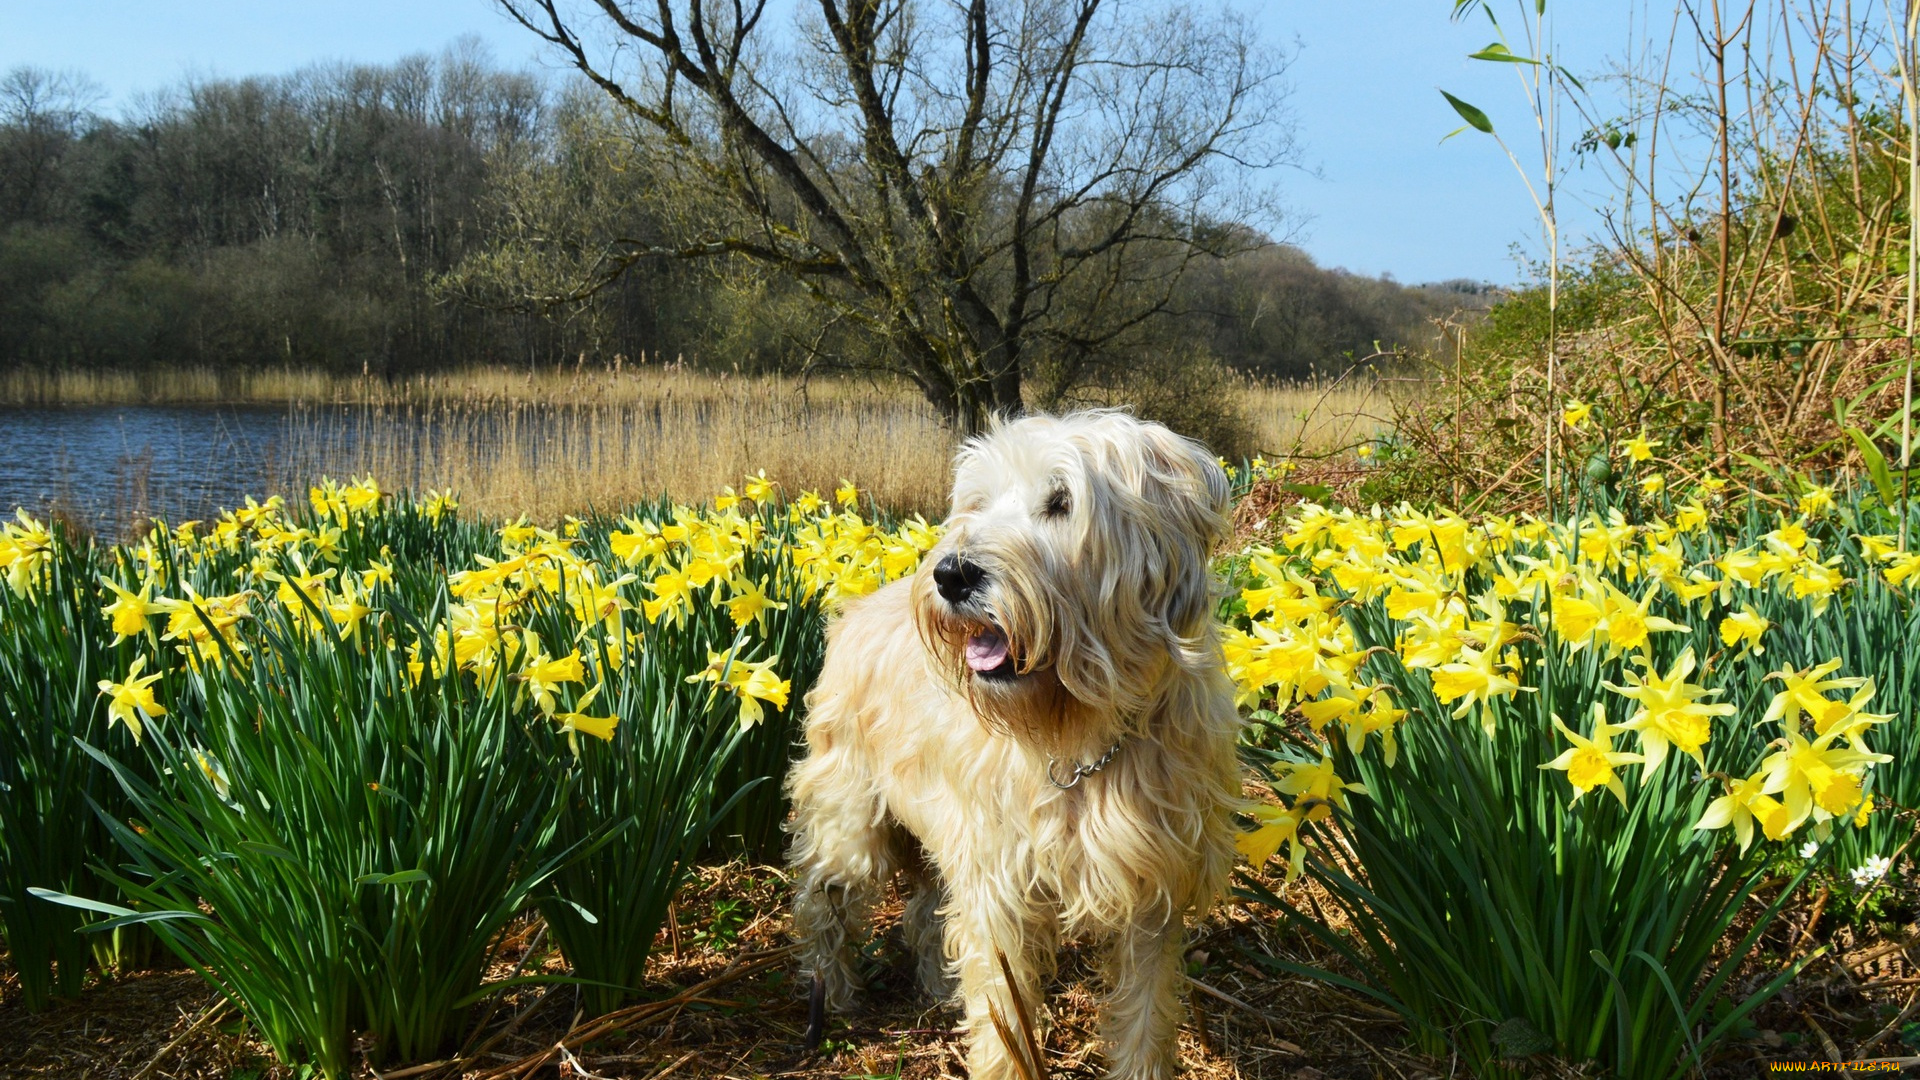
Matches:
[[1043, 488, 1071, 518]]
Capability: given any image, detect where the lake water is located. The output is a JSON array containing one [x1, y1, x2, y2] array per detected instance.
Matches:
[[0, 405, 331, 537]]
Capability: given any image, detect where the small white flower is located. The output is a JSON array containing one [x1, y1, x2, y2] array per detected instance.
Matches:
[[1851, 855, 1895, 889], [1800, 841, 1820, 859]]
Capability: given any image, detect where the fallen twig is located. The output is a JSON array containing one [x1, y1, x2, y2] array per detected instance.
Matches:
[[1185, 977, 1306, 1055], [986, 950, 1047, 1080], [474, 946, 793, 1080], [557, 1043, 617, 1080], [130, 996, 230, 1080], [1847, 931, 1920, 970], [1856, 985, 1920, 1059], [1804, 1009, 1857, 1078], [1793, 886, 1831, 955], [642, 1049, 699, 1080], [373, 1059, 453, 1080]]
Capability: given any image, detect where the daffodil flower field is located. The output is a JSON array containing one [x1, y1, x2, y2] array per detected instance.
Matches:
[[1223, 485, 1918, 1076], [0, 478, 934, 1077], [1, 473, 1917, 1078]]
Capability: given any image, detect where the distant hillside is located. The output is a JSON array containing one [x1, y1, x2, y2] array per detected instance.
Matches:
[[1179, 243, 1497, 381]]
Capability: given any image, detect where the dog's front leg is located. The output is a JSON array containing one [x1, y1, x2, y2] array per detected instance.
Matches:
[[944, 882, 1051, 1080], [787, 762, 898, 1014], [1097, 914, 1186, 1080], [900, 860, 954, 1001]]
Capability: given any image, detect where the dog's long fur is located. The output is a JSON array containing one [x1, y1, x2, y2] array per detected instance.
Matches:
[[786, 410, 1240, 1080]]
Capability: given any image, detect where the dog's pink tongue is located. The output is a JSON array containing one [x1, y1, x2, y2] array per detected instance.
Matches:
[[966, 629, 1010, 672]]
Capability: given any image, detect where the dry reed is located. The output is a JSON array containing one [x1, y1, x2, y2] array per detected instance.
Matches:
[[279, 374, 958, 520], [7, 364, 1388, 521], [1241, 379, 1392, 461]]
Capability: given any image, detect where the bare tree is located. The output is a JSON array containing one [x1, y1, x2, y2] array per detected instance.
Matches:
[[0, 67, 102, 224], [494, 0, 1294, 432]]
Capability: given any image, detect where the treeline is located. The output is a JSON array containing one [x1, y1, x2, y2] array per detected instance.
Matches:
[[0, 42, 1483, 384]]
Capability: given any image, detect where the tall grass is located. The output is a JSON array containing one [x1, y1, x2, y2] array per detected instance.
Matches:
[[7, 365, 1389, 528], [0, 366, 347, 407], [262, 369, 1390, 522], [277, 385, 956, 520]]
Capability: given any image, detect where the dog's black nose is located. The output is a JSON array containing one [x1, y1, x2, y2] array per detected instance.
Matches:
[[933, 555, 985, 603]]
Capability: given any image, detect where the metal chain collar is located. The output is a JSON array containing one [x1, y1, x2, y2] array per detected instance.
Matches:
[[1046, 737, 1126, 789]]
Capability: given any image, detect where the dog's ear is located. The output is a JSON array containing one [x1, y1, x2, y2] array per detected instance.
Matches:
[[1126, 420, 1231, 642], [1136, 423, 1232, 549]]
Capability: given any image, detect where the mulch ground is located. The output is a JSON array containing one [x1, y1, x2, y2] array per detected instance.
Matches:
[[5, 858, 1919, 1080]]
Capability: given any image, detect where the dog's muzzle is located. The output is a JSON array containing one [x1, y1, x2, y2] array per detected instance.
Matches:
[[933, 555, 1020, 679], [933, 554, 985, 604]]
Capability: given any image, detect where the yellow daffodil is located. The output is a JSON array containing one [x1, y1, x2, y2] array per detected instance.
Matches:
[[1621, 432, 1662, 462], [100, 576, 157, 644], [1856, 534, 1901, 563], [1298, 683, 1366, 732], [687, 648, 792, 729], [422, 490, 459, 524], [1549, 592, 1603, 650], [499, 518, 539, 550], [326, 585, 374, 640], [1541, 704, 1644, 808], [723, 575, 788, 631], [743, 471, 777, 502], [1562, 398, 1593, 429], [1758, 726, 1891, 833], [1430, 643, 1526, 726], [193, 748, 233, 802], [98, 655, 166, 743], [1593, 582, 1689, 657], [610, 520, 667, 566], [1237, 802, 1307, 880], [1342, 690, 1407, 765], [1762, 658, 1867, 736], [1886, 550, 1920, 587], [1674, 501, 1708, 532], [1604, 648, 1733, 774], [642, 566, 694, 626], [1718, 606, 1769, 658], [517, 640, 586, 716], [552, 684, 620, 758], [152, 587, 252, 669], [1277, 756, 1369, 823], [1762, 519, 1808, 555], [1797, 484, 1835, 517], [1786, 556, 1844, 615], [1810, 679, 1894, 743], [1694, 771, 1771, 853], [361, 555, 395, 589]]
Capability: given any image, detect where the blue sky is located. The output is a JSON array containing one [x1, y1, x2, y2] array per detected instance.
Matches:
[[0, 1, 1636, 284]]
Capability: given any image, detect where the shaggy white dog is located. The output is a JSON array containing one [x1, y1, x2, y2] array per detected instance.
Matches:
[[786, 410, 1240, 1080]]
